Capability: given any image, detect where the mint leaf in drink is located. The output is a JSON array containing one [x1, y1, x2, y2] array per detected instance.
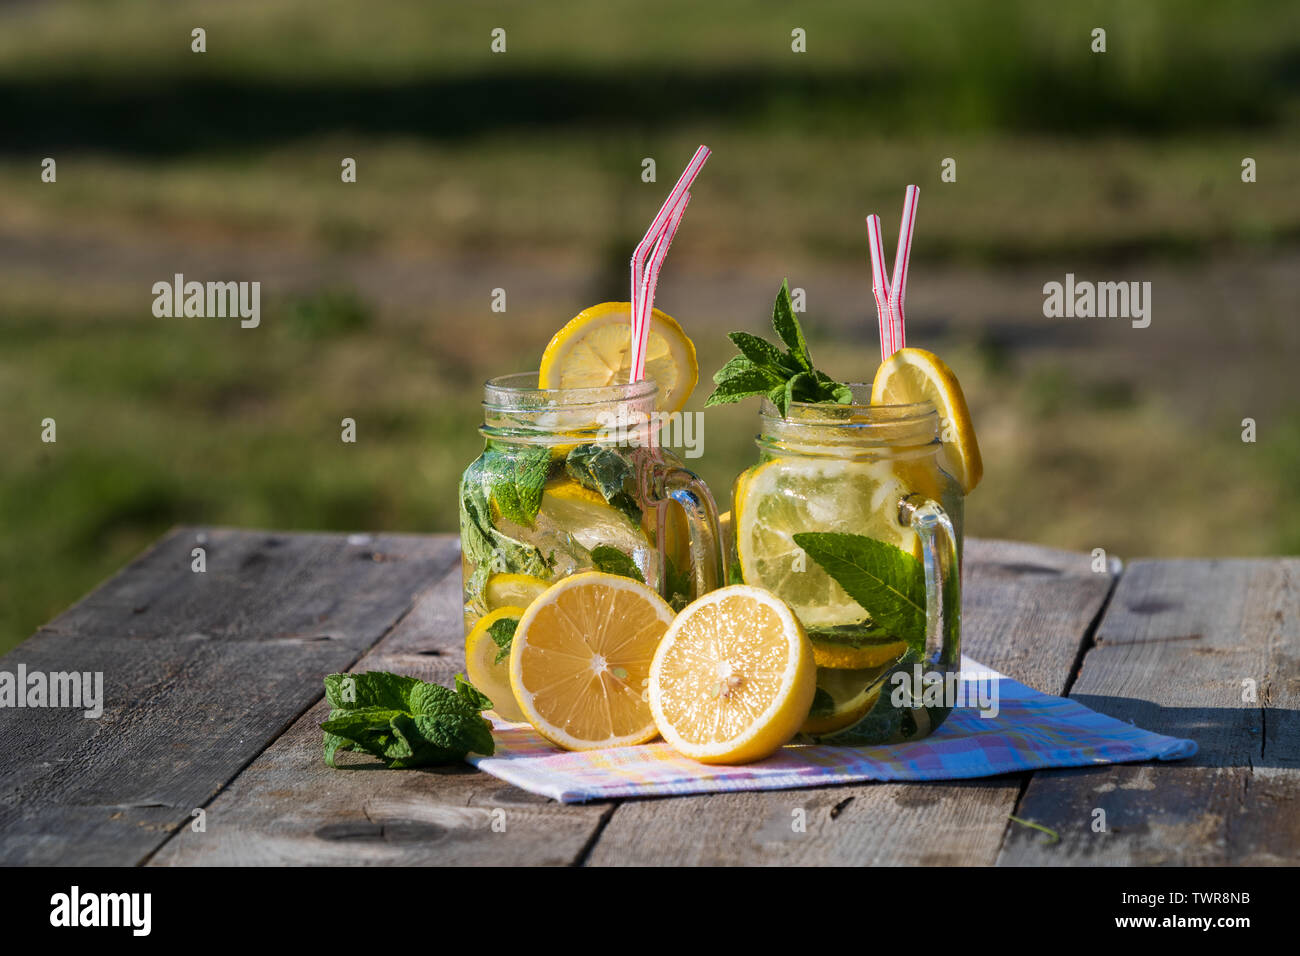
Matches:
[[483, 444, 551, 527], [705, 279, 851, 410], [321, 671, 495, 769], [771, 279, 813, 371], [590, 545, 646, 584], [486, 615, 518, 665], [459, 456, 553, 587], [808, 687, 836, 719], [792, 532, 927, 652], [564, 443, 643, 525], [664, 554, 693, 611]]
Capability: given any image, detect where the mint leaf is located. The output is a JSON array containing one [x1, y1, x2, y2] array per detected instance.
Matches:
[[486, 616, 518, 665], [454, 672, 494, 712], [784, 371, 814, 412], [705, 358, 785, 407], [664, 554, 693, 611], [323, 732, 351, 768], [792, 532, 927, 652], [484, 445, 550, 527], [727, 331, 795, 374], [705, 280, 850, 411], [767, 381, 791, 416], [459, 456, 553, 589], [771, 279, 812, 371], [590, 545, 646, 583], [808, 687, 836, 718], [564, 444, 642, 525], [321, 671, 495, 768], [324, 672, 418, 711]]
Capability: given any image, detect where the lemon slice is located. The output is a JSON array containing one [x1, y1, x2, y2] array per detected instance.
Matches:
[[465, 606, 528, 722], [538, 302, 698, 413], [801, 667, 883, 735], [493, 476, 653, 577], [734, 457, 919, 630], [484, 573, 548, 612], [649, 585, 816, 764], [806, 634, 909, 671], [509, 571, 674, 750], [871, 347, 983, 492]]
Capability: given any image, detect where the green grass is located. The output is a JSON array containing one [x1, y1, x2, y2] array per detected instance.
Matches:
[[2, 0, 1299, 651]]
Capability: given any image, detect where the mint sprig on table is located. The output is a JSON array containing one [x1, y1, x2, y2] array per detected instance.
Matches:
[[705, 279, 853, 415], [321, 671, 495, 769], [792, 532, 927, 652]]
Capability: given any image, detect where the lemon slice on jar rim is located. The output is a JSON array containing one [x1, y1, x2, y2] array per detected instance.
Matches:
[[538, 302, 698, 414]]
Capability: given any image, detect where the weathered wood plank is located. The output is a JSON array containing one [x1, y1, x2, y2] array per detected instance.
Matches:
[[150, 555, 613, 866], [998, 558, 1299, 866], [0, 527, 458, 865], [585, 538, 1116, 866]]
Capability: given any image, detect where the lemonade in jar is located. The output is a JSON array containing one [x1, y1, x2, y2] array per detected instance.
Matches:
[[459, 306, 724, 724], [709, 280, 981, 745]]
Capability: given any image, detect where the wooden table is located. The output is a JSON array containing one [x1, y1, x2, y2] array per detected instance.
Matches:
[[1, 528, 1295, 866]]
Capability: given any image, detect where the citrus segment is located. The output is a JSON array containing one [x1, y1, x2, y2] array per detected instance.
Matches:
[[801, 667, 884, 735], [734, 458, 919, 629], [509, 571, 674, 750], [649, 585, 816, 764], [538, 302, 698, 413], [871, 347, 983, 492], [464, 606, 528, 722], [484, 573, 548, 612]]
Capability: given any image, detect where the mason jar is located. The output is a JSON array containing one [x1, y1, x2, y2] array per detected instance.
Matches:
[[460, 373, 725, 640], [729, 387, 963, 744]]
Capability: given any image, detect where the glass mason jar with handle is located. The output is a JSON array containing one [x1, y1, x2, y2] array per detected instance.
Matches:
[[459, 373, 725, 638], [730, 386, 963, 744]]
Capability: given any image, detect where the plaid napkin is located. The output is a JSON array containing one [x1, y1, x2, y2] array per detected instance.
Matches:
[[466, 656, 1197, 803]]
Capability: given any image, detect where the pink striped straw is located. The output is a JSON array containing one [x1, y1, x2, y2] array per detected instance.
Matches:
[[629, 145, 710, 380], [631, 190, 691, 381], [887, 185, 920, 355], [865, 214, 892, 362]]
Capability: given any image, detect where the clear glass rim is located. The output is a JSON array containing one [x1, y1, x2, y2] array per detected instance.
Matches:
[[483, 371, 659, 412], [758, 383, 940, 452]]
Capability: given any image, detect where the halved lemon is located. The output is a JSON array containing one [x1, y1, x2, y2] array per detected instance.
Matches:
[[538, 302, 698, 413], [484, 573, 548, 612], [464, 606, 528, 723], [801, 667, 883, 736], [872, 347, 983, 492], [649, 585, 816, 764], [734, 457, 919, 630], [807, 635, 909, 671], [509, 571, 674, 750]]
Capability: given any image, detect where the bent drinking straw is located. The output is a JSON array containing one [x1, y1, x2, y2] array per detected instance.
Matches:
[[887, 184, 919, 356], [866, 184, 920, 362], [866, 213, 892, 362], [633, 190, 691, 381], [629, 145, 711, 381]]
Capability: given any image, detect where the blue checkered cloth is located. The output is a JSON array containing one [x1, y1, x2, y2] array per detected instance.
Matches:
[[468, 656, 1198, 803]]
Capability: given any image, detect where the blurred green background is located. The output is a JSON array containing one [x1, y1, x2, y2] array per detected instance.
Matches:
[[2, 0, 1298, 652]]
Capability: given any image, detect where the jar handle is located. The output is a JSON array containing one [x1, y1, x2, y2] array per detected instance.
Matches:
[[898, 494, 961, 676], [650, 464, 726, 604]]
